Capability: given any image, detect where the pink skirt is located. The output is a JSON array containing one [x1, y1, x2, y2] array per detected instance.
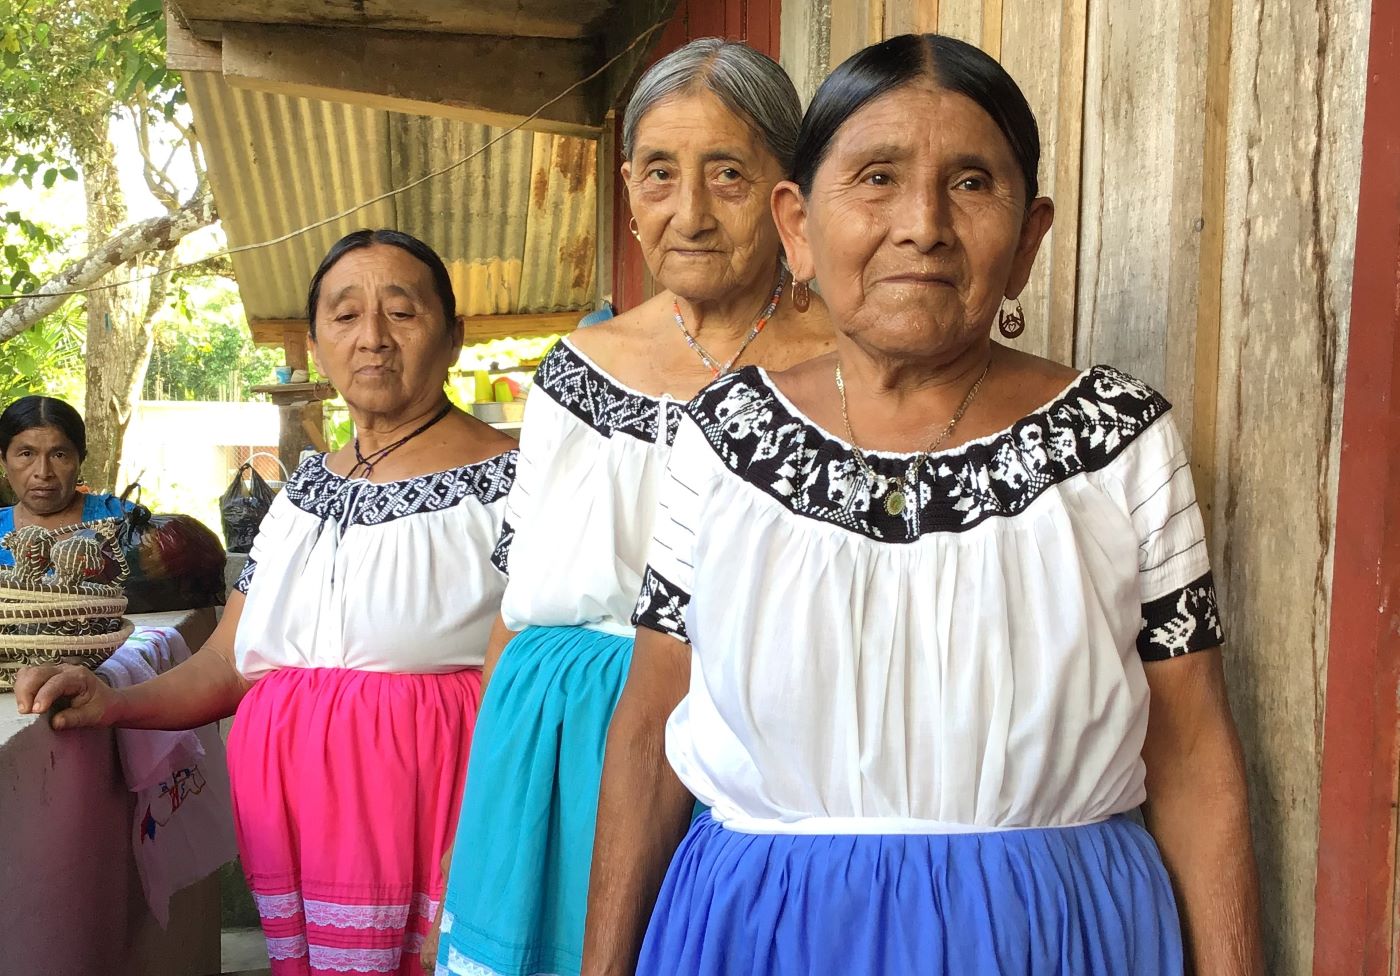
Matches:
[[227, 666, 482, 976]]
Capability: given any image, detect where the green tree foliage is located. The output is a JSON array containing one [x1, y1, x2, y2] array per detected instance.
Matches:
[[0, 0, 217, 487], [0, 217, 85, 404], [144, 280, 281, 402], [0, 0, 177, 168]]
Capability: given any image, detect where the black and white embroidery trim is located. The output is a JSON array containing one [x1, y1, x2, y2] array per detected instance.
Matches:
[[491, 518, 515, 576], [234, 556, 257, 594], [283, 451, 517, 531], [632, 566, 691, 644], [686, 365, 1171, 543], [534, 341, 681, 445], [1138, 570, 1224, 661]]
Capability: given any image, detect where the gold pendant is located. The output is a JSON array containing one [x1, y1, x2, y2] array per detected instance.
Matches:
[[885, 490, 907, 516]]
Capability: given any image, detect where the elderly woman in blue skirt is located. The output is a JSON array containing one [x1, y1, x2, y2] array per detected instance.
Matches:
[[434, 38, 833, 976], [582, 33, 1265, 976]]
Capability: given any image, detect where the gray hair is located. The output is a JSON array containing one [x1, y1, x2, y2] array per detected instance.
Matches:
[[621, 38, 802, 172]]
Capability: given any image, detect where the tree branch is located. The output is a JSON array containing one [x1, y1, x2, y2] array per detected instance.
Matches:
[[0, 189, 217, 342], [130, 99, 182, 211], [143, 249, 177, 322]]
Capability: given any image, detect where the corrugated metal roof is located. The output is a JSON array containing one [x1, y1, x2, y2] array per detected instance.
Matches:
[[185, 72, 597, 322]]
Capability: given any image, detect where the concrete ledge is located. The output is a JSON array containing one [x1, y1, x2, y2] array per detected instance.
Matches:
[[0, 608, 224, 976]]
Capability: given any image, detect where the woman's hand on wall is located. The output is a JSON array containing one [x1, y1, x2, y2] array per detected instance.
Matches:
[[14, 664, 125, 729]]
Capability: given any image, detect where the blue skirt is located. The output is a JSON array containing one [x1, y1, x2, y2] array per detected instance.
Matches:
[[639, 813, 1184, 976], [437, 626, 634, 976]]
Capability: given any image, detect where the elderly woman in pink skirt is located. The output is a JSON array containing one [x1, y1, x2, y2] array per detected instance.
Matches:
[[16, 228, 517, 976]]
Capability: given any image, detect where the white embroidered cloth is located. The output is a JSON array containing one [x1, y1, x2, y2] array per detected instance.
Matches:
[[97, 626, 237, 926]]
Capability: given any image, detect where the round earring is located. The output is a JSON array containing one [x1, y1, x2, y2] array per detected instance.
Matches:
[[997, 298, 1025, 339], [628, 217, 641, 242], [791, 278, 811, 313]]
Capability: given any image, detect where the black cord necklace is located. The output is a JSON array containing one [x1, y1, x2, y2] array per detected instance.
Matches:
[[348, 401, 454, 479]]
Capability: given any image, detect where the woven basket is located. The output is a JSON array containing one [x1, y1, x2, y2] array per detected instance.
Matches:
[[0, 518, 132, 694]]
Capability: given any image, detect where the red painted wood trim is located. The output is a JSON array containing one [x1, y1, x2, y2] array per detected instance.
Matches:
[[1313, 2, 1400, 973]]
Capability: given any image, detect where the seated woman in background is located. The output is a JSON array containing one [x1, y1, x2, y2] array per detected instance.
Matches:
[[0, 395, 132, 563]]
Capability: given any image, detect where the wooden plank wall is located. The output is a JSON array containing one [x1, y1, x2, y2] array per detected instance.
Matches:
[[783, 1, 1373, 972]]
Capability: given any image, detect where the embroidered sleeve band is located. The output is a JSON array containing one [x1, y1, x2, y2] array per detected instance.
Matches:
[[632, 565, 692, 644], [1137, 570, 1225, 661]]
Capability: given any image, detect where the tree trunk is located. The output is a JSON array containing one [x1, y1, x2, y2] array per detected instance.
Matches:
[[78, 138, 170, 493]]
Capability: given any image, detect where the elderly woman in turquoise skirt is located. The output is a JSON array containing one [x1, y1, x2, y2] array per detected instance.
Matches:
[[434, 37, 834, 976]]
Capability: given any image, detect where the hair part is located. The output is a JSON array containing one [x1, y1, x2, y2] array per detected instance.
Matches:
[[306, 229, 458, 338], [0, 396, 87, 461], [791, 33, 1041, 205], [622, 37, 803, 172]]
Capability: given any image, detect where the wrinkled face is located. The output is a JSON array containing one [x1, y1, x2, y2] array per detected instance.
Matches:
[[623, 89, 787, 303], [308, 244, 463, 418], [3, 425, 81, 517], [775, 79, 1052, 359]]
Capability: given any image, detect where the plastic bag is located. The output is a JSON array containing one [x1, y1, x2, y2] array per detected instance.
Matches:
[[104, 505, 228, 613], [220, 462, 276, 554]]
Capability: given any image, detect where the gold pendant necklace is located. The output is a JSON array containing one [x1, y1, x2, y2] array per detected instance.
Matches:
[[835, 358, 992, 517]]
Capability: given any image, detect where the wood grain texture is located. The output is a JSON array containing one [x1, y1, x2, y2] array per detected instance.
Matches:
[[220, 23, 599, 136], [980, 0, 1002, 59], [1211, 1, 1370, 972], [1045, 0, 1088, 367], [935, 0, 982, 43], [1074, 0, 1202, 407], [884, 0, 939, 36], [999, 0, 1065, 362], [779, 0, 832, 106], [1189, 0, 1233, 525], [829, 0, 881, 67], [1311, 3, 1400, 964]]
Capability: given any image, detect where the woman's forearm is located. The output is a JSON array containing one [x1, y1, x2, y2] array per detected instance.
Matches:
[[111, 640, 250, 730], [1143, 654, 1264, 975], [581, 634, 694, 976], [108, 595, 252, 731]]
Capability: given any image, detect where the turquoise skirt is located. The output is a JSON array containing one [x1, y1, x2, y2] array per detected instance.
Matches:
[[437, 625, 634, 976]]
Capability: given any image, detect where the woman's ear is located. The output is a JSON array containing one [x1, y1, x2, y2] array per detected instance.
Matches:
[[771, 181, 814, 283], [1005, 196, 1055, 299], [449, 315, 466, 359], [307, 331, 325, 378], [620, 160, 635, 214]]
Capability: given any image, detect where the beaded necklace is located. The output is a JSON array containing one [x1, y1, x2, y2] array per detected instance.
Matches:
[[671, 270, 787, 378]]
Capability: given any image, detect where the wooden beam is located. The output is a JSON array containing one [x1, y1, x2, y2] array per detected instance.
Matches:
[[164, 4, 223, 72], [595, 110, 617, 306], [463, 311, 582, 341], [169, 0, 611, 41], [220, 23, 601, 137], [1313, 1, 1400, 971], [830, 0, 881, 68], [250, 312, 581, 348], [249, 319, 308, 347], [1046, 0, 1087, 368], [1188, 0, 1231, 522], [283, 329, 308, 372], [981, 0, 1004, 60]]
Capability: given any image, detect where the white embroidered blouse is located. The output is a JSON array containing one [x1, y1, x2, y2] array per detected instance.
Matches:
[[634, 365, 1223, 834], [234, 452, 517, 679], [494, 338, 682, 636]]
